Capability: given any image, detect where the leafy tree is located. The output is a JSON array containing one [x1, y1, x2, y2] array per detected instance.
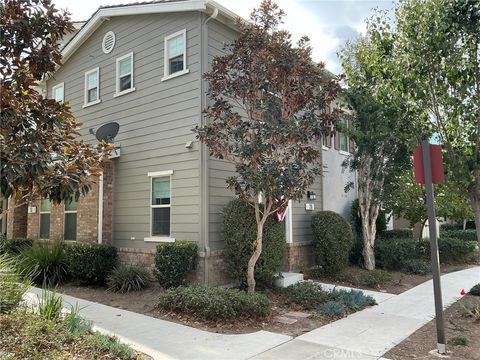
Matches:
[[194, 0, 338, 292], [0, 0, 111, 216], [383, 170, 473, 239], [393, 0, 480, 246], [338, 15, 415, 270]]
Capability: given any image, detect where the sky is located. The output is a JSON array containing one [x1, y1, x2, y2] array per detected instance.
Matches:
[[52, 0, 396, 74]]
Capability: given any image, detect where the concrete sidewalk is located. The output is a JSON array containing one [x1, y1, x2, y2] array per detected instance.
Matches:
[[252, 266, 480, 360], [26, 266, 479, 360], [26, 286, 291, 360]]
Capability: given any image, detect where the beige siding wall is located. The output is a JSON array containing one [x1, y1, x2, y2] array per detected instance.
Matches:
[[47, 12, 202, 249]]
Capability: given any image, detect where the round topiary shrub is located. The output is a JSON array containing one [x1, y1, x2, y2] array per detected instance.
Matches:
[[311, 211, 353, 275], [223, 198, 286, 287]]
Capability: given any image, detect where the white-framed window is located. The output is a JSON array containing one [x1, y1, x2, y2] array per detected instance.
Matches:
[[162, 29, 189, 81], [64, 198, 78, 241], [146, 170, 174, 241], [339, 117, 349, 153], [83, 67, 100, 107], [52, 82, 64, 103], [39, 198, 51, 239], [115, 52, 135, 97]]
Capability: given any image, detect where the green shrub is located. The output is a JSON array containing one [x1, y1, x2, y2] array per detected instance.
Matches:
[[0, 254, 31, 313], [157, 285, 271, 322], [20, 241, 67, 286], [155, 241, 198, 288], [375, 238, 418, 271], [0, 238, 34, 255], [321, 301, 346, 317], [419, 238, 478, 263], [87, 332, 133, 360], [37, 288, 63, 321], [440, 223, 463, 231], [379, 229, 414, 240], [402, 259, 430, 275], [312, 211, 353, 274], [357, 269, 392, 288], [107, 266, 151, 293], [327, 289, 376, 310], [469, 283, 480, 296], [65, 243, 117, 285], [282, 282, 328, 309], [440, 229, 477, 242], [222, 199, 286, 287]]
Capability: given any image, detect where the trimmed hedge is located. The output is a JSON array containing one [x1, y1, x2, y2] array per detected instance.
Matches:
[[375, 238, 418, 271], [440, 229, 477, 242], [440, 223, 464, 231], [312, 211, 353, 274], [222, 199, 286, 287], [65, 244, 117, 285], [379, 229, 414, 240], [418, 238, 478, 264], [155, 241, 198, 288], [0, 238, 34, 255], [157, 286, 271, 321]]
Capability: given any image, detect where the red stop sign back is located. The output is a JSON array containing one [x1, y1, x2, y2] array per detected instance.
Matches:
[[413, 144, 444, 184]]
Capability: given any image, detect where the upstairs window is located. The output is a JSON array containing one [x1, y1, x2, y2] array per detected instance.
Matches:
[[84, 68, 100, 107], [64, 198, 78, 241], [339, 117, 349, 153], [39, 198, 51, 239], [115, 52, 134, 96], [52, 82, 64, 103], [163, 29, 188, 80], [151, 176, 171, 237]]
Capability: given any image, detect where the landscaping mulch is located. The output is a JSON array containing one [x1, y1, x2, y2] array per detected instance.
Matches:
[[310, 264, 477, 295], [58, 284, 337, 337], [385, 294, 480, 360]]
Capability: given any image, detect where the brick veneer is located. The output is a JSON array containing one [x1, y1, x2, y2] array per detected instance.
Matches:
[[283, 241, 315, 272], [102, 161, 114, 244], [6, 198, 28, 239]]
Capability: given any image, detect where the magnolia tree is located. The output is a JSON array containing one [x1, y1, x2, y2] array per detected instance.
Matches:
[[393, 0, 480, 247], [194, 0, 338, 292], [339, 16, 415, 270], [0, 0, 111, 215]]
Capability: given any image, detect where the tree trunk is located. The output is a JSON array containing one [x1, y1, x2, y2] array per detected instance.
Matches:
[[247, 221, 264, 293], [361, 204, 379, 270], [471, 192, 480, 250]]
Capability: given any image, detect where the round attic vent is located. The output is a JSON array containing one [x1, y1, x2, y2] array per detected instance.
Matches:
[[102, 31, 116, 54]]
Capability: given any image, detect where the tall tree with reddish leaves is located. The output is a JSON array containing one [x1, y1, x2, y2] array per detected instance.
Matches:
[[194, 0, 339, 292], [0, 0, 111, 216]]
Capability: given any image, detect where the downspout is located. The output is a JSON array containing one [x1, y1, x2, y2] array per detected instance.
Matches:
[[200, 7, 218, 285], [97, 172, 104, 244]]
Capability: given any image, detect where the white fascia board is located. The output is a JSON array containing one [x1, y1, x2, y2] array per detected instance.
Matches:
[[62, 0, 207, 64]]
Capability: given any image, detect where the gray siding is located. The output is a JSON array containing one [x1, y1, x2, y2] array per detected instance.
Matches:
[[322, 145, 357, 218], [47, 12, 203, 249], [206, 20, 239, 251]]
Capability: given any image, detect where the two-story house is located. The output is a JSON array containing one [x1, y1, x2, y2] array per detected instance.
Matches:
[[6, 0, 356, 285]]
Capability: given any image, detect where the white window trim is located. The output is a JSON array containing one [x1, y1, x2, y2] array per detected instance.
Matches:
[[162, 29, 188, 81], [114, 52, 135, 97], [64, 201, 78, 241], [338, 118, 350, 154], [83, 67, 101, 108], [39, 200, 51, 240], [146, 170, 175, 242], [51, 82, 65, 103]]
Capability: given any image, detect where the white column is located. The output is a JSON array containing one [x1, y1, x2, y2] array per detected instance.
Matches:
[[285, 200, 293, 243]]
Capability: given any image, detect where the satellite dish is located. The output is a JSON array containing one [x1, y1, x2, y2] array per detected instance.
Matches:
[[94, 122, 119, 143]]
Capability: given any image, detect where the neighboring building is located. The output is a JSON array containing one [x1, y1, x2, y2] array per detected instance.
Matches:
[[7, 0, 356, 285]]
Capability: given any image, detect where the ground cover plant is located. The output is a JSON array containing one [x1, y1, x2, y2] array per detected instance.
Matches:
[[157, 285, 271, 322]]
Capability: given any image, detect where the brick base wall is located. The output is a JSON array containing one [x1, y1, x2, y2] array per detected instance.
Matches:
[[6, 198, 28, 239], [283, 241, 314, 272], [117, 248, 232, 286]]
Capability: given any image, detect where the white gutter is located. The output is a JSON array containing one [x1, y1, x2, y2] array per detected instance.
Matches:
[[97, 173, 104, 244], [286, 200, 293, 244]]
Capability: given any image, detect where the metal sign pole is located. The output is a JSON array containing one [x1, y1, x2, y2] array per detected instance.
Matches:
[[422, 139, 446, 354]]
